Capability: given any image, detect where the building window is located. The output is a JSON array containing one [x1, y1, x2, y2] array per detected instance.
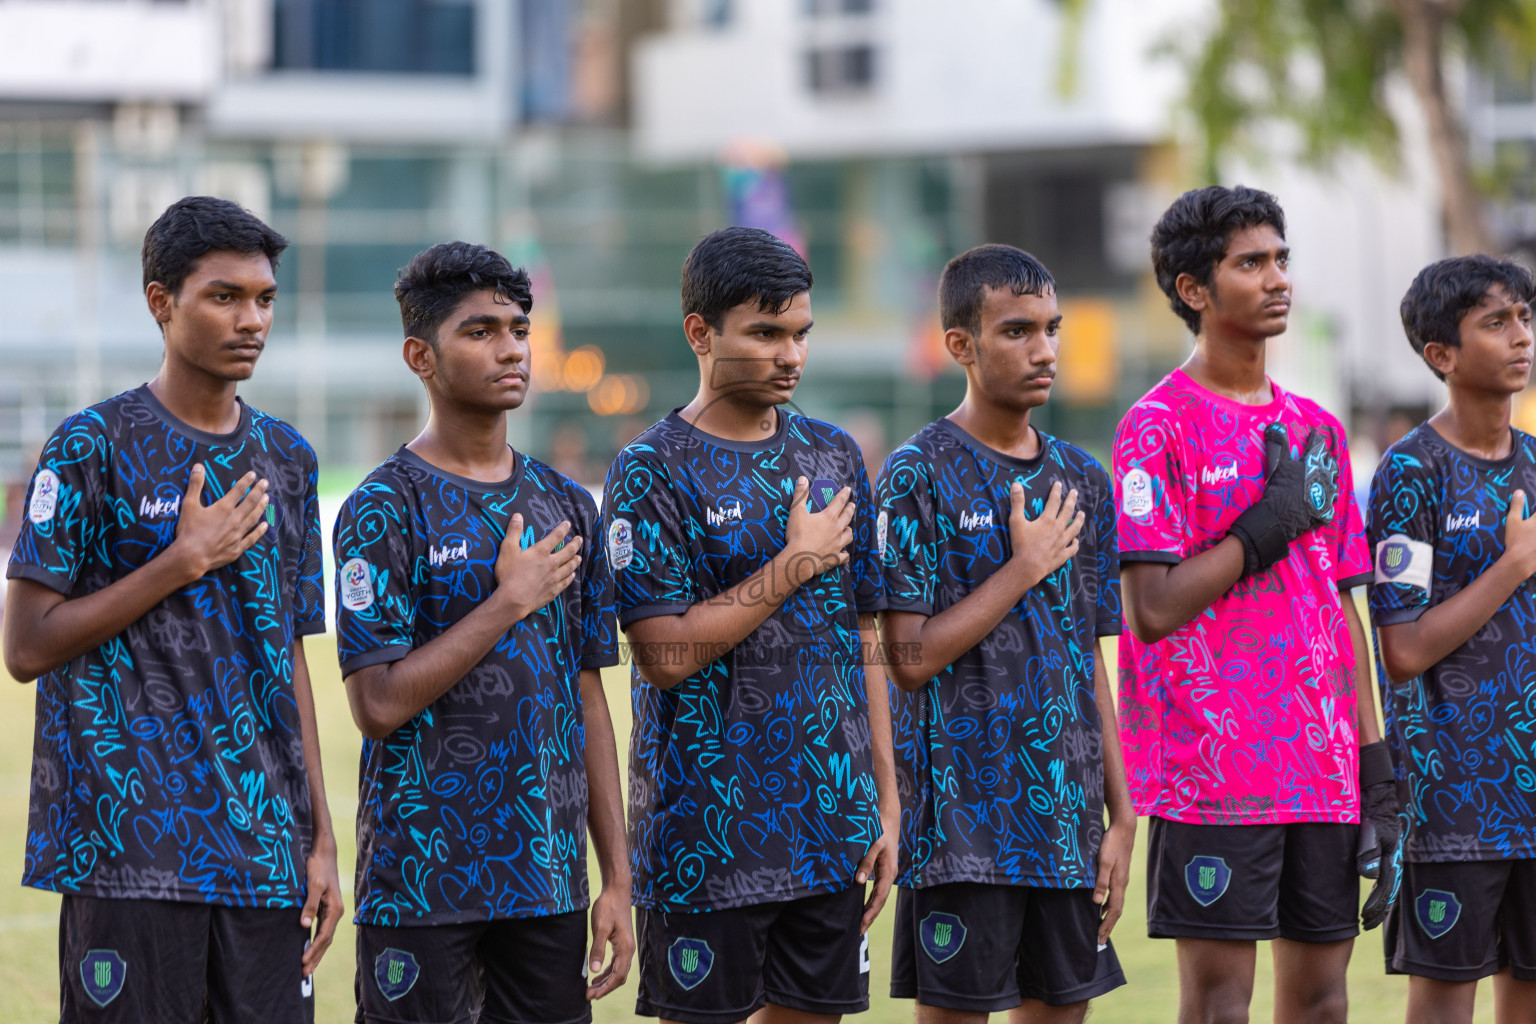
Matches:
[[702, 0, 733, 28], [805, 44, 876, 93], [273, 0, 476, 75], [803, 0, 875, 15]]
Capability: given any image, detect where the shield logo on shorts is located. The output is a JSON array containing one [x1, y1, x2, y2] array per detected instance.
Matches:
[[1415, 888, 1461, 939], [80, 949, 126, 1007], [668, 938, 714, 990], [1185, 856, 1231, 907], [374, 948, 419, 1001], [920, 911, 967, 963]]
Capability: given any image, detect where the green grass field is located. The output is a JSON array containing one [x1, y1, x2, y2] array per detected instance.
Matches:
[[0, 638, 1497, 1022]]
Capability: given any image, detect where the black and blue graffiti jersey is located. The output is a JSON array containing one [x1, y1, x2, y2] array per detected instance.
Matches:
[[333, 446, 618, 925], [602, 409, 886, 912], [5, 385, 324, 906], [876, 419, 1120, 889], [1367, 424, 1536, 862]]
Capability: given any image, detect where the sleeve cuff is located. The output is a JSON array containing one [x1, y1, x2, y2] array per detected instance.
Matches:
[[1336, 571, 1372, 591], [618, 602, 694, 629], [5, 562, 73, 596], [296, 619, 327, 637], [882, 597, 935, 616], [1096, 621, 1124, 638], [1371, 606, 1427, 627], [855, 596, 889, 615], [582, 649, 622, 670], [1118, 550, 1182, 566], [340, 644, 411, 677]]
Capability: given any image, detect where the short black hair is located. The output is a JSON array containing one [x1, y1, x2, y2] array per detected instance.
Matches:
[[394, 241, 533, 346], [681, 227, 812, 330], [1400, 255, 1535, 381], [141, 196, 288, 296], [1151, 185, 1287, 334], [939, 244, 1056, 337]]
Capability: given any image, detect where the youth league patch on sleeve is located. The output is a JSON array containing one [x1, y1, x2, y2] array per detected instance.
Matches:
[[28, 468, 60, 524], [608, 518, 634, 571], [1374, 534, 1432, 591], [876, 509, 888, 557], [340, 557, 376, 611], [1121, 467, 1154, 519]]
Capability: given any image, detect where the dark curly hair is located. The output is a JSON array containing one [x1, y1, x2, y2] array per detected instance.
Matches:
[[1151, 185, 1286, 334], [141, 196, 288, 296], [681, 227, 812, 331], [394, 241, 533, 346], [1400, 255, 1535, 381]]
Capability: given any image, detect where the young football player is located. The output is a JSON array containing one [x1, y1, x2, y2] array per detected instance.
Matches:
[[602, 226, 897, 1024], [1113, 185, 1398, 1023], [332, 242, 632, 1023], [1368, 254, 1536, 1023], [876, 243, 1133, 1024], [3, 196, 342, 1022]]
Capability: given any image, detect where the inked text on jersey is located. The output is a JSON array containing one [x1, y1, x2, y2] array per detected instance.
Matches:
[[430, 540, 469, 566]]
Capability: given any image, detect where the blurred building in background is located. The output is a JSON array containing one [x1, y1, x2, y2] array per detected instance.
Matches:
[[0, 0, 1517, 499]]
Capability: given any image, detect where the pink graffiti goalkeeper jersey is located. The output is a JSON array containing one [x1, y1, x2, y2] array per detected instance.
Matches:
[[1113, 369, 1372, 825]]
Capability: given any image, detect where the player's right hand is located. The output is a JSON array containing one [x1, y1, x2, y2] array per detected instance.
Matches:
[[172, 464, 269, 576], [784, 476, 854, 584], [1229, 425, 1338, 577], [495, 514, 582, 620], [1502, 490, 1536, 577], [1007, 481, 1083, 590], [1358, 739, 1403, 929]]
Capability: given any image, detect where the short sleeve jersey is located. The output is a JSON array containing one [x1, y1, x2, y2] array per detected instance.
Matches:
[[602, 409, 886, 912], [6, 385, 324, 905], [1367, 424, 1536, 862], [876, 419, 1120, 890], [333, 447, 618, 925], [1112, 370, 1372, 825]]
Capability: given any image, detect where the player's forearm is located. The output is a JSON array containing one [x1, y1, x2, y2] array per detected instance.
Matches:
[[3, 549, 204, 682], [626, 548, 808, 689], [291, 640, 336, 847], [580, 668, 632, 891], [881, 559, 1039, 690], [1376, 556, 1530, 684], [1341, 595, 1383, 745], [1092, 641, 1135, 824], [1121, 536, 1247, 644], [861, 617, 900, 823], [345, 590, 525, 739]]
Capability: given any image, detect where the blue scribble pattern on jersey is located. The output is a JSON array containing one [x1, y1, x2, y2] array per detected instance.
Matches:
[[6, 386, 324, 906], [1367, 425, 1536, 862], [602, 411, 886, 912], [877, 421, 1120, 889], [333, 448, 617, 925]]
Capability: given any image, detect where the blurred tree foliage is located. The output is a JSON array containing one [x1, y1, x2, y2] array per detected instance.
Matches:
[[1179, 0, 1536, 254]]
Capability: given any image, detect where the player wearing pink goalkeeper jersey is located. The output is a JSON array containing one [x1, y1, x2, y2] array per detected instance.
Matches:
[[1113, 186, 1401, 1024]]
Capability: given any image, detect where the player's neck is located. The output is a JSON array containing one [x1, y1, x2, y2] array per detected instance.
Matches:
[[1430, 390, 1515, 461], [147, 361, 242, 435], [946, 395, 1039, 460], [1183, 332, 1273, 405], [407, 407, 516, 483], [678, 389, 781, 443]]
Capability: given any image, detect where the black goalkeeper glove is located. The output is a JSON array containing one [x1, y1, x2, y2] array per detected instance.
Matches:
[[1228, 424, 1339, 577], [1358, 740, 1404, 930]]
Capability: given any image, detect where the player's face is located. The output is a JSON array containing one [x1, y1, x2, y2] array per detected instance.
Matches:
[[1203, 224, 1291, 340], [969, 286, 1061, 412], [416, 289, 531, 412], [702, 291, 812, 408], [1443, 284, 1534, 393], [157, 251, 277, 382]]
